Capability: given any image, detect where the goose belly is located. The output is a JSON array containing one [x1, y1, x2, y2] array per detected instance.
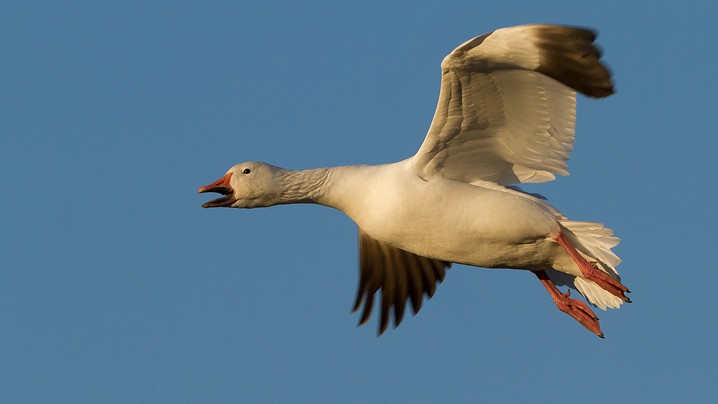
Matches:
[[354, 176, 561, 270]]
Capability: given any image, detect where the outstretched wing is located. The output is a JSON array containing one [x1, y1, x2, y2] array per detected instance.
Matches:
[[353, 228, 451, 335], [411, 24, 614, 185]]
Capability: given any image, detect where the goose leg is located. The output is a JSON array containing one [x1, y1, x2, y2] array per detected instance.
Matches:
[[534, 270, 604, 338], [554, 232, 631, 302]]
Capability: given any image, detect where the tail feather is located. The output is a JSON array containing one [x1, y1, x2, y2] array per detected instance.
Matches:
[[574, 277, 624, 310], [560, 220, 621, 277], [554, 220, 624, 310]]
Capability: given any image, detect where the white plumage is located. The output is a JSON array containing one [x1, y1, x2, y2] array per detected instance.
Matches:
[[199, 24, 629, 337]]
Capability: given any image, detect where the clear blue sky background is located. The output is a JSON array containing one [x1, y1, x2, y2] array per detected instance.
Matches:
[[3, 1, 717, 402]]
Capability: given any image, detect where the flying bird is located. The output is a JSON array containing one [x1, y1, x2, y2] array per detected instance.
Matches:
[[199, 24, 629, 338]]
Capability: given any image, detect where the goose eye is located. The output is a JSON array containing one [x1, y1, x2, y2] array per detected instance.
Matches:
[[243, 168, 251, 174]]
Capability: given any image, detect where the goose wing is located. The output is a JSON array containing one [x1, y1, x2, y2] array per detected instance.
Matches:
[[354, 228, 451, 335], [411, 24, 614, 185]]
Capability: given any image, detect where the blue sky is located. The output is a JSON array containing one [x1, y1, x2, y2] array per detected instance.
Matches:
[[3, 1, 717, 402]]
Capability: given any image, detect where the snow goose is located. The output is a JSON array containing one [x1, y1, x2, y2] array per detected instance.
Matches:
[[199, 24, 629, 338]]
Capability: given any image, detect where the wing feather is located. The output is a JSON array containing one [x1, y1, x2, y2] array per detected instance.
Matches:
[[354, 228, 451, 334], [412, 24, 614, 185]]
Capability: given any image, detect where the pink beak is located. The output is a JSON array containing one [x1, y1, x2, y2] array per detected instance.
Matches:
[[198, 172, 237, 208]]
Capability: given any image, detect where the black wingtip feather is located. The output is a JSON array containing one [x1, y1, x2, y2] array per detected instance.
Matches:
[[355, 228, 451, 335], [529, 25, 615, 98]]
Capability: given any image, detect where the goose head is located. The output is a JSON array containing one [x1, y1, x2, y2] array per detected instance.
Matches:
[[198, 162, 286, 209]]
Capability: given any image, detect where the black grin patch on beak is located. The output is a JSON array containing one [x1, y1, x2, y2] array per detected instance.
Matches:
[[199, 186, 237, 208]]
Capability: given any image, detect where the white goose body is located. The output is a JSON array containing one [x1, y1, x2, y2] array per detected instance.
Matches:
[[319, 161, 563, 271], [199, 24, 630, 337]]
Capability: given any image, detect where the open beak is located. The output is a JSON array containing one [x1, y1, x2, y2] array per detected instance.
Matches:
[[198, 172, 237, 208]]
